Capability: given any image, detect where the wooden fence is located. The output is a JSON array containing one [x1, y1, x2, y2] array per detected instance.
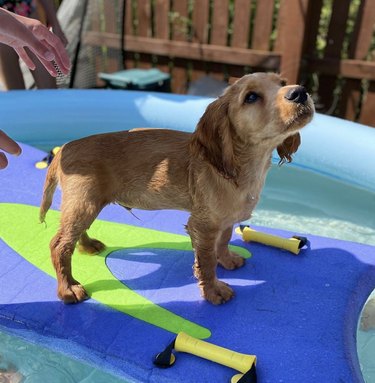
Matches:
[[80, 0, 375, 127]]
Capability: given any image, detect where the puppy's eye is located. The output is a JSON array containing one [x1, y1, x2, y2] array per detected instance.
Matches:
[[244, 92, 260, 104], [280, 80, 287, 86]]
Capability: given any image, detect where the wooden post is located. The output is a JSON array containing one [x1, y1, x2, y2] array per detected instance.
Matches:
[[316, 0, 351, 113], [275, 0, 311, 84], [208, 0, 230, 81], [341, 0, 375, 126], [102, 0, 121, 74], [229, 0, 252, 78], [124, 0, 136, 69], [251, 0, 274, 51], [191, 0, 210, 84], [154, 0, 171, 78], [137, 0, 153, 69], [170, 0, 189, 93]]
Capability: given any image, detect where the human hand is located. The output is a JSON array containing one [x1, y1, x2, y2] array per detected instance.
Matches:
[[0, 8, 70, 77], [0, 130, 22, 170]]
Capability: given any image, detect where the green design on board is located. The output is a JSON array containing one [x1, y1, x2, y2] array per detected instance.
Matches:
[[0, 203, 251, 339]]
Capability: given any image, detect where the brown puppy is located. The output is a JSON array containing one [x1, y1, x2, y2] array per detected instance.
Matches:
[[40, 73, 314, 305]]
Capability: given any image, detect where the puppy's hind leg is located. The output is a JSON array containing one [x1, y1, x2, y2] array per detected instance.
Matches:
[[216, 226, 245, 270], [51, 198, 104, 303], [187, 216, 234, 305]]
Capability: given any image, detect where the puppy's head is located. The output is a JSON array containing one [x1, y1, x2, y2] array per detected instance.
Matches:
[[226, 73, 314, 141], [193, 73, 314, 177]]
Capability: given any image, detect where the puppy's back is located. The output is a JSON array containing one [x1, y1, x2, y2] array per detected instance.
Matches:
[[53, 129, 194, 210], [59, 129, 190, 173]]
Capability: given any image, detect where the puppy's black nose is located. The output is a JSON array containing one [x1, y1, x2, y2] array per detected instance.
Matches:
[[285, 86, 308, 104]]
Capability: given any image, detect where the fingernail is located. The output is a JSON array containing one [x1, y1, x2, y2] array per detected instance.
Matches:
[[44, 51, 55, 61]]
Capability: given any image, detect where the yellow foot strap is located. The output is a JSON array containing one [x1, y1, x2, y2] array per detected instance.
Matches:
[[35, 146, 61, 169], [154, 332, 257, 383], [236, 225, 309, 255]]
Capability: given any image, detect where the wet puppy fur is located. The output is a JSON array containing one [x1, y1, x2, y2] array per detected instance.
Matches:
[[40, 73, 314, 305]]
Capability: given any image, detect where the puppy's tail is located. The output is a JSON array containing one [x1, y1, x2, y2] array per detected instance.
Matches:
[[40, 149, 60, 223]]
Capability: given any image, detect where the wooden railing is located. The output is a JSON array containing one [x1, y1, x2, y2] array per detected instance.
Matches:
[[303, 0, 375, 126], [79, 0, 375, 127]]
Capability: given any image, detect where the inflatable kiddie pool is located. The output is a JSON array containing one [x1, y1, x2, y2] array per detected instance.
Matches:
[[0, 90, 374, 383]]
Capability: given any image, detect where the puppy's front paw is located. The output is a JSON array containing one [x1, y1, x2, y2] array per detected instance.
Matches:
[[201, 280, 234, 305], [58, 284, 89, 304], [218, 251, 245, 270]]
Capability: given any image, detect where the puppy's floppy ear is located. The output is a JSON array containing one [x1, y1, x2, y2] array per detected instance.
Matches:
[[277, 133, 301, 165], [191, 97, 237, 180]]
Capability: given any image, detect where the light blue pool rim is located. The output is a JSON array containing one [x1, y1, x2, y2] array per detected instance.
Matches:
[[1, 89, 374, 193]]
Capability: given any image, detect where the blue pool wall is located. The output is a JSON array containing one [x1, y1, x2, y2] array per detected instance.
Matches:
[[1, 89, 374, 193]]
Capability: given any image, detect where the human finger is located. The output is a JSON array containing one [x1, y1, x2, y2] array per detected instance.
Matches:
[[0, 152, 8, 169], [49, 42, 70, 75], [29, 38, 70, 76], [14, 46, 36, 70], [0, 130, 22, 155], [30, 47, 60, 77], [41, 40, 70, 75], [33, 25, 70, 72], [15, 39, 56, 72]]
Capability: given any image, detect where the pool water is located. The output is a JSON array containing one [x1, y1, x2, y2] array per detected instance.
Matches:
[[1, 164, 374, 382], [253, 165, 375, 246], [0, 331, 127, 383]]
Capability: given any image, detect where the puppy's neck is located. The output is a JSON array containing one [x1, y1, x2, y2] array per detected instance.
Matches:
[[233, 142, 274, 189]]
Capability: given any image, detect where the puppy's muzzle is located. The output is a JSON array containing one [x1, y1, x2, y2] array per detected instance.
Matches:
[[284, 86, 308, 104]]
